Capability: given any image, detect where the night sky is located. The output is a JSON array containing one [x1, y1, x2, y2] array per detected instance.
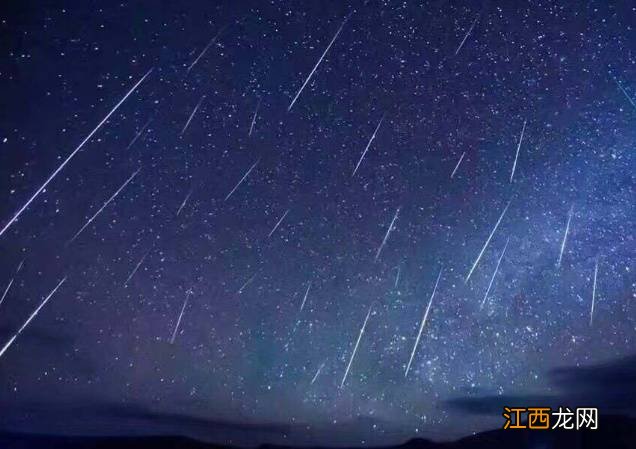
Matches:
[[0, 0, 635, 446]]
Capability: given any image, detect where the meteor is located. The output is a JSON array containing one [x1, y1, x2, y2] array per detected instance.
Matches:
[[0, 259, 23, 307], [311, 362, 325, 385], [249, 98, 261, 136], [238, 273, 257, 294], [124, 248, 151, 287], [300, 282, 311, 312], [225, 159, 259, 201], [450, 152, 466, 178], [612, 75, 636, 111], [340, 305, 372, 388], [0, 277, 66, 359], [181, 95, 206, 135], [170, 293, 190, 344], [288, 14, 351, 111], [465, 201, 511, 283], [268, 209, 290, 238], [67, 168, 141, 244], [405, 266, 442, 378], [557, 205, 574, 268], [127, 118, 152, 149], [454, 15, 479, 55], [590, 260, 598, 326], [187, 26, 228, 73], [0, 279, 14, 308], [0, 69, 153, 239], [510, 119, 527, 183], [375, 206, 400, 261], [480, 238, 509, 308], [176, 190, 193, 216], [352, 114, 385, 178]]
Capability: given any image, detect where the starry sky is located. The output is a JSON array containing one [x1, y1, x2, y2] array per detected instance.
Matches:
[[0, 0, 634, 446]]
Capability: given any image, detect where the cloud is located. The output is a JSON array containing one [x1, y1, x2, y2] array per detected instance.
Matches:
[[445, 353, 636, 416]]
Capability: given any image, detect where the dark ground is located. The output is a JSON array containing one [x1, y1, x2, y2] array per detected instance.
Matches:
[[0, 414, 633, 449]]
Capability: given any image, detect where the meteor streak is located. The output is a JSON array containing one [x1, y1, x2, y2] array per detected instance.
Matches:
[[249, 98, 261, 136], [0, 69, 152, 239], [300, 282, 311, 312], [181, 95, 206, 135], [225, 159, 259, 201], [0, 259, 22, 307], [170, 294, 190, 344], [557, 205, 574, 268], [465, 201, 511, 283], [67, 168, 141, 244], [238, 273, 257, 294], [480, 238, 509, 308], [127, 118, 152, 149], [612, 75, 636, 111], [177, 190, 193, 216], [454, 15, 479, 55], [311, 362, 325, 385], [187, 26, 227, 73], [340, 305, 372, 388], [510, 119, 526, 183], [124, 248, 151, 287], [590, 260, 598, 326], [450, 152, 466, 178], [352, 114, 385, 177], [288, 14, 351, 111], [268, 209, 289, 238], [405, 266, 442, 378], [0, 277, 66, 359], [375, 206, 400, 261], [0, 279, 14, 308]]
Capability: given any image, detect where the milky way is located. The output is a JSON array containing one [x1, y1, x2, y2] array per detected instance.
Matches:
[[0, 1, 634, 446]]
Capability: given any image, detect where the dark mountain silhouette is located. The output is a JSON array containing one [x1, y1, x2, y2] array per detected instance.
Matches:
[[0, 414, 634, 449]]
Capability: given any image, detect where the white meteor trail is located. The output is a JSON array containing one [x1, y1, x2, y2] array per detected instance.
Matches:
[[465, 201, 511, 283], [481, 238, 509, 309], [352, 114, 385, 177], [450, 152, 466, 178], [395, 266, 401, 289], [170, 294, 190, 344], [612, 76, 636, 111], [225, 159, 259, 201], [340, 305, 372, 388], [0, 259, 23, 307], [249, 98, 261, 136], [238, 273, 257, 294], [311, 362, 325, 385], [300, 282, 311, 312], [590, 260, 598, 326], [181, 95, 206, 135], [124, 248, 151, 287], [187, 27, 226, 73], [375, 206, 400, 261], [268, 209, 289, 238], [176, 190, 193, 216], [557, 205, 574, 268], [127, 118, 152, 149], [405, 266, 442, 378], [288, 14, 350, 111], [0, 277, 66, 359], [0, 68, 152, 239], [0, 279, 14, 308], [67, 168, 141, 244], [455, 15, 479, 55], [510, 119, 527, 183]]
